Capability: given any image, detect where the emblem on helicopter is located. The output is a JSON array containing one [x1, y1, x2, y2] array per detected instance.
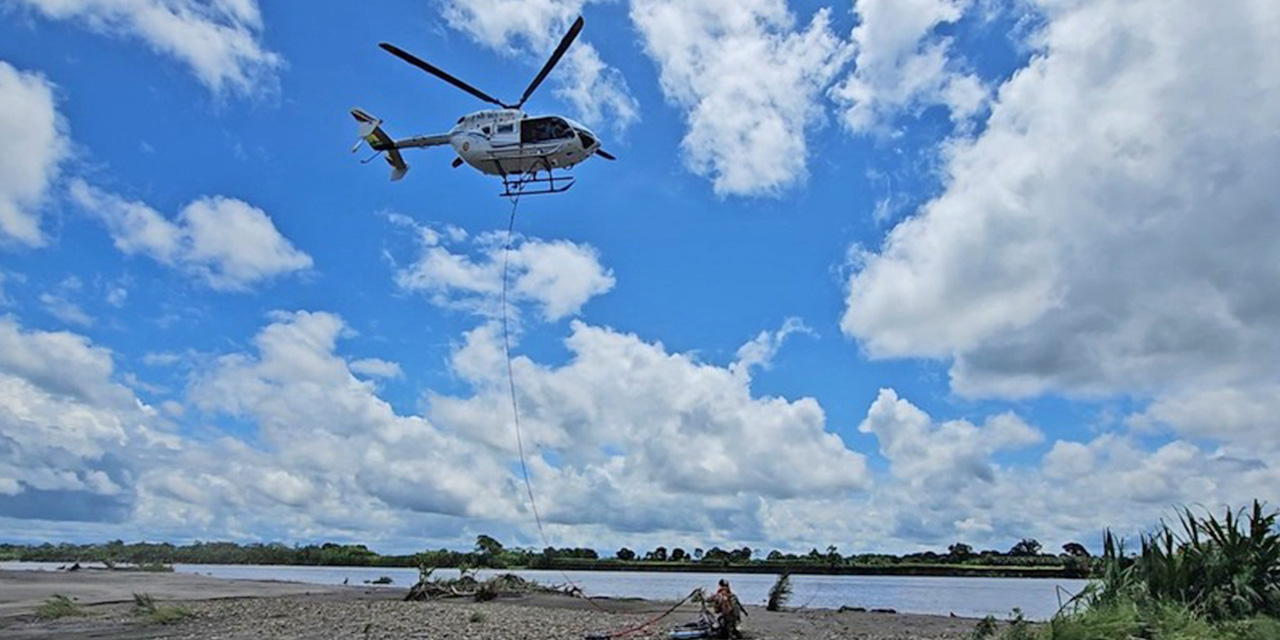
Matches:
[[351, 16, 615, 197]]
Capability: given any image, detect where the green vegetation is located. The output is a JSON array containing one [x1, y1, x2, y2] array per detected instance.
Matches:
[[135, 561, 175, 572], [0, 535, 1090, 577], [974, 501, 1280, 640], [766, 572, 792, 611], [34, 594, 82, 620], [132, 592, 194, 625]]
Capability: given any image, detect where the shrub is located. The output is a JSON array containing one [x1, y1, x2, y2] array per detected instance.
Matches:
[[132, 592, 193, 625], [969, 615, 998, 639], [34, 594, 81, 620], [766, 572, 792, 611]]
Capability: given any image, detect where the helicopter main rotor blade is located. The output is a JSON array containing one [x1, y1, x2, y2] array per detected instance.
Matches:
[[516, 15, 584, 109], [380, 43, 509, 108]]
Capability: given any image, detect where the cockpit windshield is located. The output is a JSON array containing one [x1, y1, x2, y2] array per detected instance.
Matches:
[[521, 117, 574, 143]]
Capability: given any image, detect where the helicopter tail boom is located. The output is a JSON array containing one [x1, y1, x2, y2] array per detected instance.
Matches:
[[351, 108, 409, 181]]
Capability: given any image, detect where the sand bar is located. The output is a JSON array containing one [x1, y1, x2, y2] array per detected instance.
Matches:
[[0, 568, 984, 638]]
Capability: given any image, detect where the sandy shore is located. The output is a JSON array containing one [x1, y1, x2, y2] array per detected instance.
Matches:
[[0, 569, 984, 639]]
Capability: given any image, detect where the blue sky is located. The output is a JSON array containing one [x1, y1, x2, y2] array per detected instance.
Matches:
[[1, 0, 1277, 556]]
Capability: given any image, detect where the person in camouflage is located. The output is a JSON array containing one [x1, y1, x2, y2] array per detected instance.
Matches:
[[709, 579, 746, 638]]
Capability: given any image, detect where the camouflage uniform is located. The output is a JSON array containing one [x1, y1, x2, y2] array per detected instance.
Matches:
[[710, 582, 744, 639]]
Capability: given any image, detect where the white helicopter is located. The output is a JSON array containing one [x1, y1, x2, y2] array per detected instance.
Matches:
[[352, 16, 615, 197]]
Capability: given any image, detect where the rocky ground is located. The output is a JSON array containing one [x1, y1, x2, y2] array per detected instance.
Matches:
[[0, 569, 985, 639]]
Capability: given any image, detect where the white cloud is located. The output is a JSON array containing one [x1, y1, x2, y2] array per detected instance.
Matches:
[[12, 0, 282, 96], [761, 390, 1280, 554], [833, 0, 986, 133], [349, 358, 402, 379], [732, 316, 813, 376], [69, 179, 312, 291], [438, 0, 638, 134], [3, 307, 1273, 553], [630, 0, 850, 196], [0, 314, 126, 405], [393, 221, 613, 321], [105, 285, 127, 307], [178, 196, 312, 290], [842, 0, 1280, 416], [186, 311, 518, 524], [40, 292, 94, 327], [1130, 385, 1280, 454], [0, 316, 168, 521], [1041, 440, 1092, 480], [429, 319, 870, 534], [858, 388, 1041, 489], [0, 61, 69, 247]]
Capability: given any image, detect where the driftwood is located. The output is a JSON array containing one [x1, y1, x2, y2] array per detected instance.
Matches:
[[404, 571, 579, 602]]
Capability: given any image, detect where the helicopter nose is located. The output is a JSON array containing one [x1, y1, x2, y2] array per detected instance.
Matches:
[[576, 128, 598, 150]]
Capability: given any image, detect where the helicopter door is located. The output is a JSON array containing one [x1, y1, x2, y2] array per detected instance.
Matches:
[[520, 117, 574, 144]]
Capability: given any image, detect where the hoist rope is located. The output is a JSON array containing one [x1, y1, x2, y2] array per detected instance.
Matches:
[[500, 192, 704, 638], [501, 193, 548, 549]]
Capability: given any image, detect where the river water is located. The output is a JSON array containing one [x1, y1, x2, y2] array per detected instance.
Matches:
[[2, 562, 1086, 620]]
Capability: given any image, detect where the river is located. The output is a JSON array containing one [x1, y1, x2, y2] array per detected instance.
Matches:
[[2, 562, 1086, 620]]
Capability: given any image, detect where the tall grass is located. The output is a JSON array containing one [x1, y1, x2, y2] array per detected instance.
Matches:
[[978, 501, 1279, 640], [1087, 500, 1280, 621], [131, 592, 194, 625], [34, 594, 82, 620]]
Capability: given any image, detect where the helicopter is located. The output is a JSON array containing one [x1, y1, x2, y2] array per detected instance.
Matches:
[[352, 15, 615, 197]]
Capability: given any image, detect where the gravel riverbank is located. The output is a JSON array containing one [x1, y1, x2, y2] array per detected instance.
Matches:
[[0, 569, 985, 639]]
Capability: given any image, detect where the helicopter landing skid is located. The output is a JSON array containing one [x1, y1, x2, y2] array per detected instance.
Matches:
[[500, 169, 575, 198]]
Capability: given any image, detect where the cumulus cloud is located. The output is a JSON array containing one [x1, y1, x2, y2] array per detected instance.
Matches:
[[393, 220, 613, 321], [11, 0, 282, 96], [842, 0, 1280, 411], [438, 0, 638, 134], [631, 0, 850, 196], [859, 388, 1041, 489], [761, 389, 1279, 553], [185, 310, 518, 524], [832, 0, 986, 133], [429, 319, 869, 536], [0, 61, 70, 247], [0, 316, 167, 522], [69, 179, 312, 291], [1023, 433, 1280, 542], [1130, 385, 1280, 454]]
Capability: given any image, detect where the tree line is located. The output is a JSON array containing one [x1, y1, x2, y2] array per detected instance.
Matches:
[[1, 535, 1093, 576]]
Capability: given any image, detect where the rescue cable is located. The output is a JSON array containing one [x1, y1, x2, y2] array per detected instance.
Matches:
[[500, 196, 703, 638]]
